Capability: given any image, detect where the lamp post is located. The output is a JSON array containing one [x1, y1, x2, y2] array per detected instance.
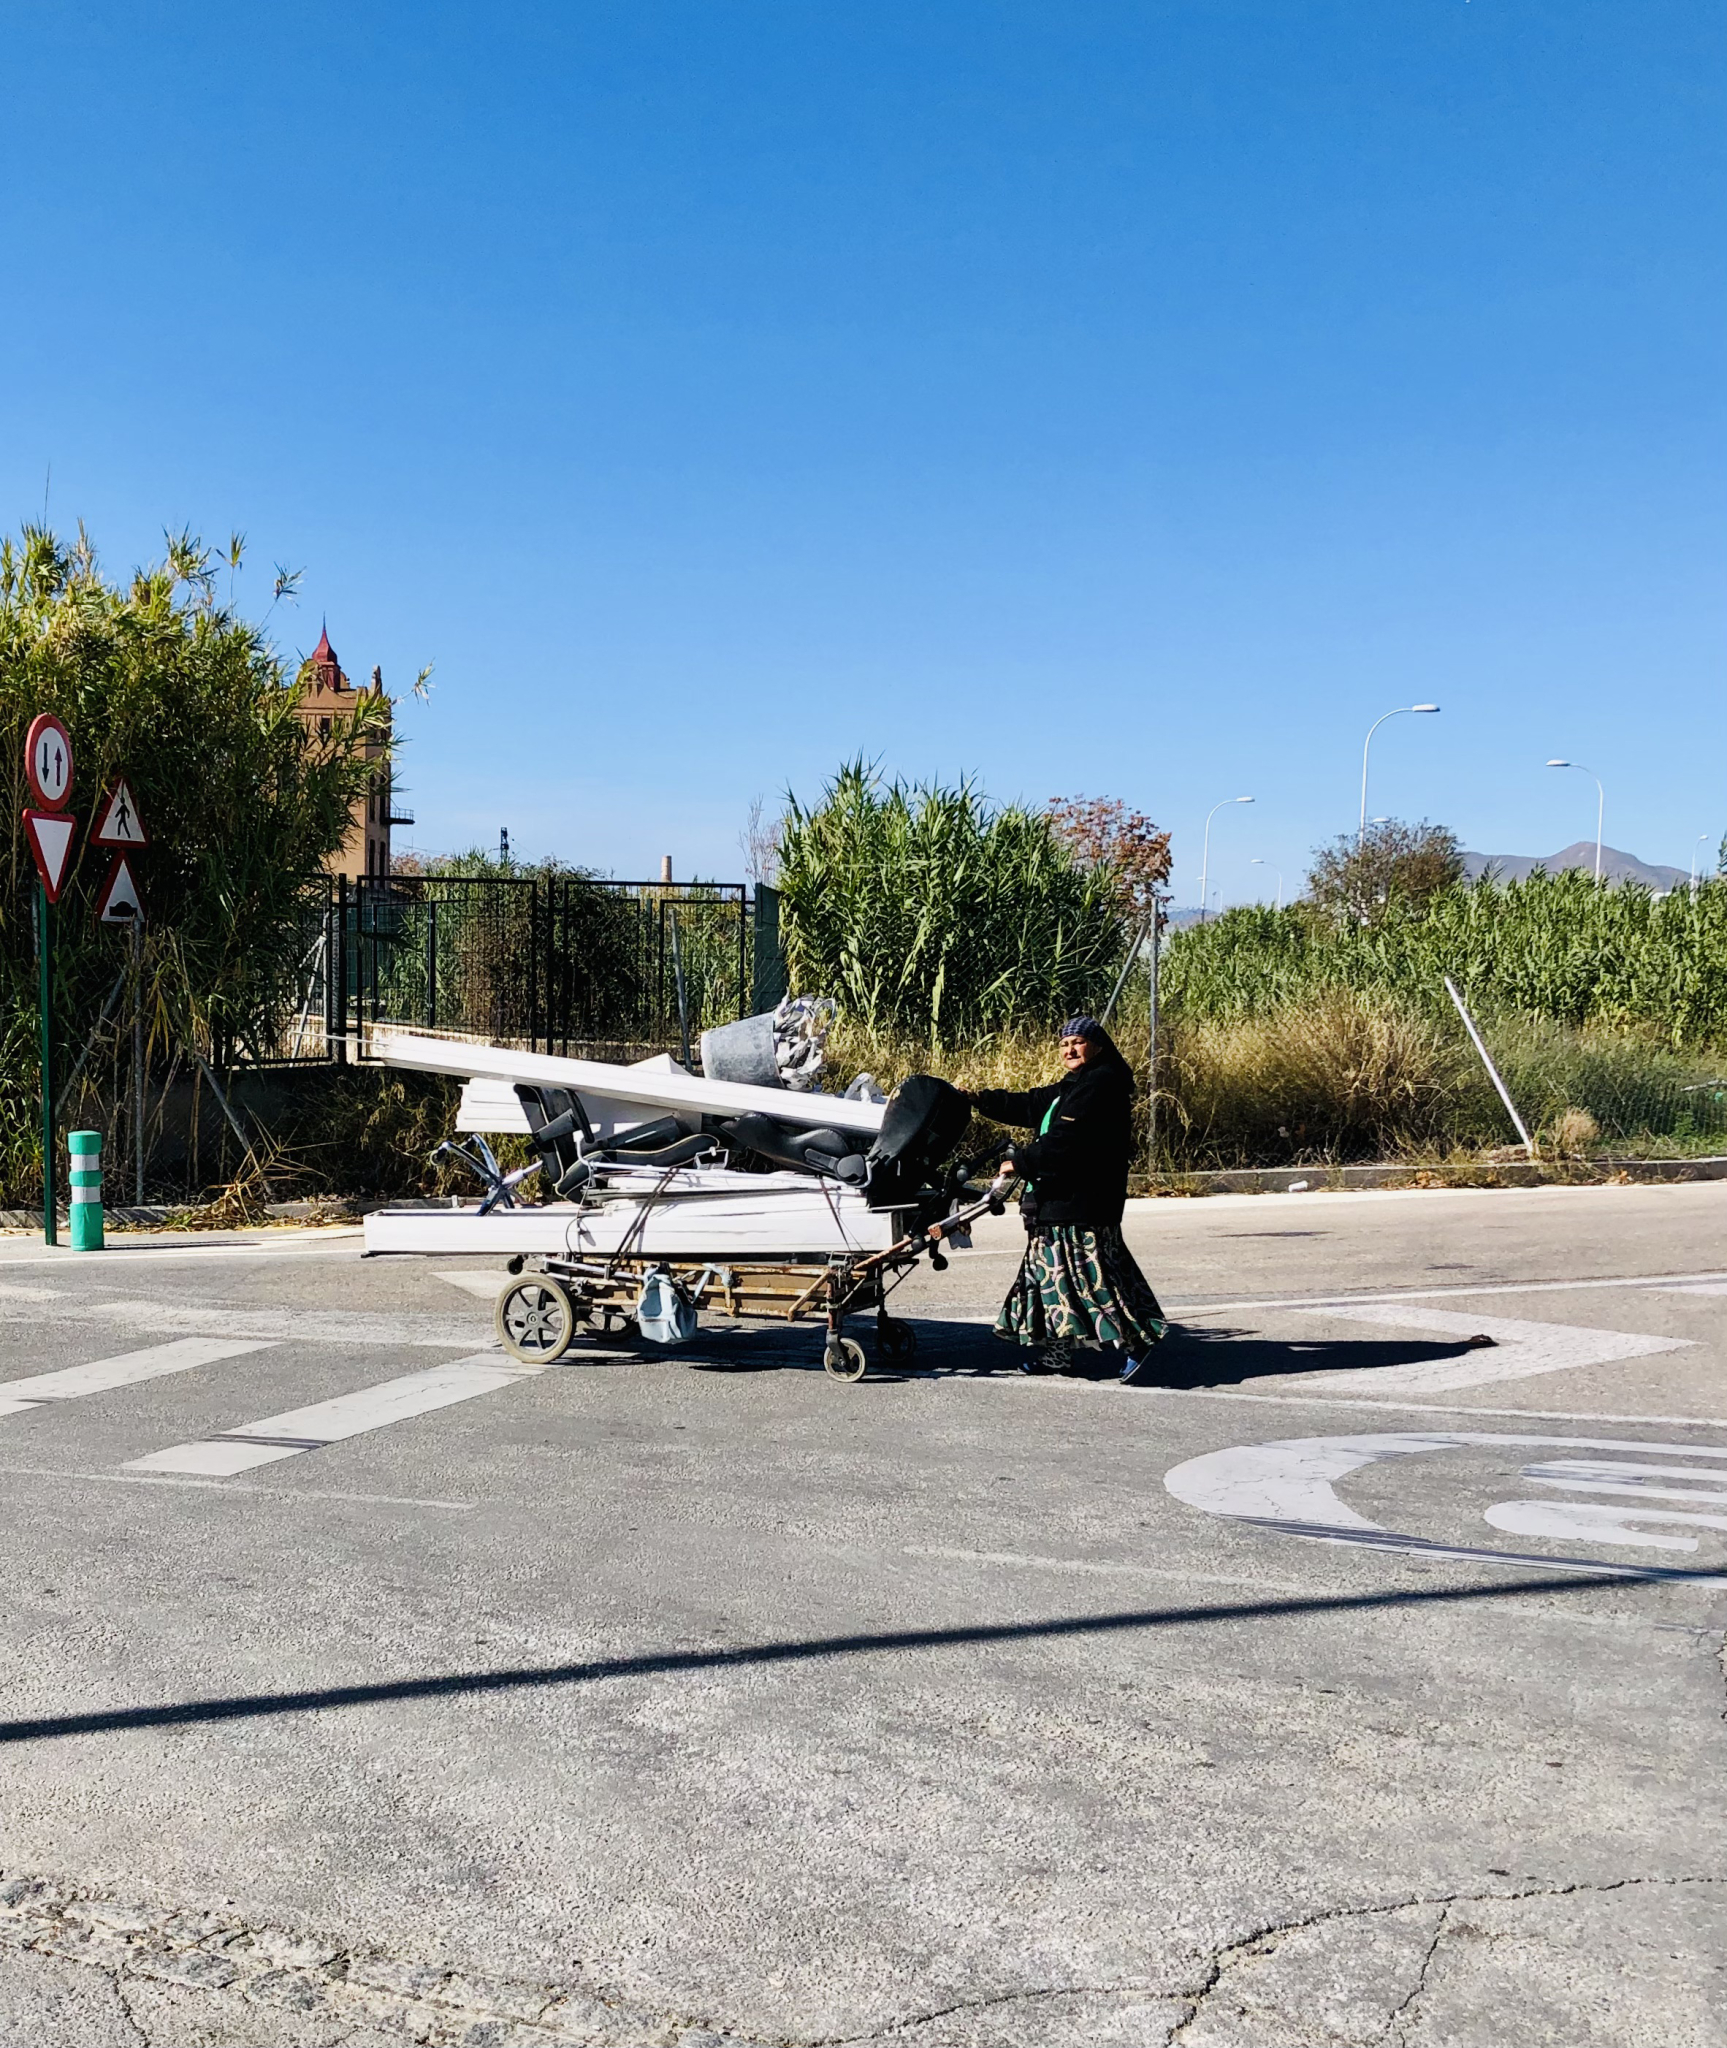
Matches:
[[1692, 834, 1711, 895], [1546, 760, 1604, 881], [1199, 797, 1253, 924], [1360, 704, 1440, 846], [1251, 858, 1284, 910]]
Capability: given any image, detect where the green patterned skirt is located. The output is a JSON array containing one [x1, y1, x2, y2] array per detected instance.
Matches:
[[995, 1223, 1168, 1353]]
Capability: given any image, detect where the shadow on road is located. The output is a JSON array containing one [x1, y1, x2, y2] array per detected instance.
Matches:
[[0, 1570, 1660, 1748], [1142, 1325, 1478, 1391]]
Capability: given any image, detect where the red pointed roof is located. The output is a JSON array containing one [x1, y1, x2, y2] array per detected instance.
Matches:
[[311, 622, 338, 669]]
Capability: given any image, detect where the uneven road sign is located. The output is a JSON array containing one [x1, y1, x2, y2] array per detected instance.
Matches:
[[94, 853, 143, 924]]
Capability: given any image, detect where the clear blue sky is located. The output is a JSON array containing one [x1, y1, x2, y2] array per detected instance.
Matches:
[[4, 3, 1722, 906]]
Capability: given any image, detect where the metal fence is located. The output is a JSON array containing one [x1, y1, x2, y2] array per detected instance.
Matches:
[[261, 875, 780, 1065]]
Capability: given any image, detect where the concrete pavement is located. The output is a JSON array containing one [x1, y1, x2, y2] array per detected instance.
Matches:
[[0, 1182, 1722, 2044]]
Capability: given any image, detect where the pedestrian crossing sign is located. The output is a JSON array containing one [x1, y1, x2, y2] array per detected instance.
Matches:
[[92, 778, 149, 848]]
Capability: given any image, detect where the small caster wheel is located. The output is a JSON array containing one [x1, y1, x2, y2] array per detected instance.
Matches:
[[877, 1320, 918, 1361], [495, 1275, 576, 1363], [823, 1336, 868, 1382]]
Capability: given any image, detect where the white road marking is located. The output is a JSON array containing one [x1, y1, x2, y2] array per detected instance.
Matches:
[[1484, 1500, 1727, 1552], [1146, 1385, 1727, 1429], [1163, 1430, 1727, 1585], [0, 1295, 490, 1350], [905, 1544, 1311, 1594], [434, 1270, 507, 1300], [0, 1461, 472, 1509], [1169, 1268, 1727, 1316], [0, 1236, 363, 1270], [0, 1339, 275, 1418], [1656, 1282, 1727, 1295], [1522, 1458, 1727, 1504], [1289, 1307, 1690, 1393], [124, 1349, 545, 1477]]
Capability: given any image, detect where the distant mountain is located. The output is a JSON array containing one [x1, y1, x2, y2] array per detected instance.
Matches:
[[1460, 842, 1694, 891]]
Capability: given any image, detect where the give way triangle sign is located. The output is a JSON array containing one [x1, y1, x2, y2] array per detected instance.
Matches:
[[23, 809, 77, 903]]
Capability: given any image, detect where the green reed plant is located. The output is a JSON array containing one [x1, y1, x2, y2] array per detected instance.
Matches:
[[1163, 870, 1727, 1047], [776, 762, 1129, 1045]]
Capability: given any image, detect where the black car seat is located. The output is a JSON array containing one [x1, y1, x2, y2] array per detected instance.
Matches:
[[861, 1075, 972, 1209], [722, 1112, 869, 1185]]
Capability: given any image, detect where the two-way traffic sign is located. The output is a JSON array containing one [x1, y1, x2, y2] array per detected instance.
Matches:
[[25, 714, 73, 812]]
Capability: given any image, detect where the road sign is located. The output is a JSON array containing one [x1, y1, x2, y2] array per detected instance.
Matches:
[[24, 714, 73, 811], [91, 778, 148, 848], [94, 853, 143, 924], [23, 809, 77, 903]]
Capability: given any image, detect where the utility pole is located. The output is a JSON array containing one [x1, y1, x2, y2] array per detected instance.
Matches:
[[1147, 892, 1164, 1174]]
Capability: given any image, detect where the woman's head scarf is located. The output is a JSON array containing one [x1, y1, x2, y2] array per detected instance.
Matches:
[[1058, 1014, 1134, 1090]]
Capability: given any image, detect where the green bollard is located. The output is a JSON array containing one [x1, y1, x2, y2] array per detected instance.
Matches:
[[69, 1130, 104, 1251]]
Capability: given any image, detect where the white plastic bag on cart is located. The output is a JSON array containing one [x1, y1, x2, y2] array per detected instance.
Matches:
[[636, 1266, 698, 1345]]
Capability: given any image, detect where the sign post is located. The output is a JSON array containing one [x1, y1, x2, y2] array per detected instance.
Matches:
[[37, 883, 52, 1244], [23, 714, 75, 1247], [91, 778, 149, 1205]]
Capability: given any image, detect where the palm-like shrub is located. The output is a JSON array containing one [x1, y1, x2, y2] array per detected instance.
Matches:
[[0, 525, 383, 1194]]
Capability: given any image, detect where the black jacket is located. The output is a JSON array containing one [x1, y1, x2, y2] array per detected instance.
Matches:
[[974, 1055, 1134, 1228]]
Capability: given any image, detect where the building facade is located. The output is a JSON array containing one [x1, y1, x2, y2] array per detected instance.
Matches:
[[294, 626, 399, 880]]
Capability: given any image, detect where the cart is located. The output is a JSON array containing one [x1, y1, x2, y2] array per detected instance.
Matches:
[[491, 1177, 1014, 1381]]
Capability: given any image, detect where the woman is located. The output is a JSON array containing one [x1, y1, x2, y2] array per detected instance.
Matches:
[[968, 1016, 1166, 1381]]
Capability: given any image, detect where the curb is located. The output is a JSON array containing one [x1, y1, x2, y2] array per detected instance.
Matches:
[[1135, 1157, 1727, 1197], [0, 1206, 174, 1230]]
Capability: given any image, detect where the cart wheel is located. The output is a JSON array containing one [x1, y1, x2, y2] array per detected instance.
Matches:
[[823, 1336, 868, 1382], [495, 1276, 577, 1363], [877, 1319, 918, 1361]]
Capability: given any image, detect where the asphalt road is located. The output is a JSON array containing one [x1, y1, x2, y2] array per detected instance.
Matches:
[[0, 1181, 1723, 2046]]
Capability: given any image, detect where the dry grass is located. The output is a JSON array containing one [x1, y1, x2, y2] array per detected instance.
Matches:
[[1548, 1106, 1601, 1158], [1159, 988, 1471, 1167], [830, 993, 1468, 1169]]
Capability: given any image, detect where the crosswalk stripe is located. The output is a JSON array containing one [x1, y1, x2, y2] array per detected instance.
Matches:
[[0, 1296, 491, 1350], [122, 1348, 532, 1477], [434, 1270, 507, 1301], [0, 1339, 276, 1418]]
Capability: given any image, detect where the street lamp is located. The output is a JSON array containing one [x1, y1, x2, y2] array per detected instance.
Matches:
[[1251, 858, 1284, 910], [1546, 760, 1604, 881], [1199, 797, 1253, 924], [1692, 833, 1711, 894], [1360, 705, 1440, 846]]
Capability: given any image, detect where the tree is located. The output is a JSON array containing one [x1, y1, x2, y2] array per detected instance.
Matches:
[[0, 524, 386, 1192], [1304, 819, 1464, 925], [1046, 796, 1172, 917], [738, 794, 781, 887]]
